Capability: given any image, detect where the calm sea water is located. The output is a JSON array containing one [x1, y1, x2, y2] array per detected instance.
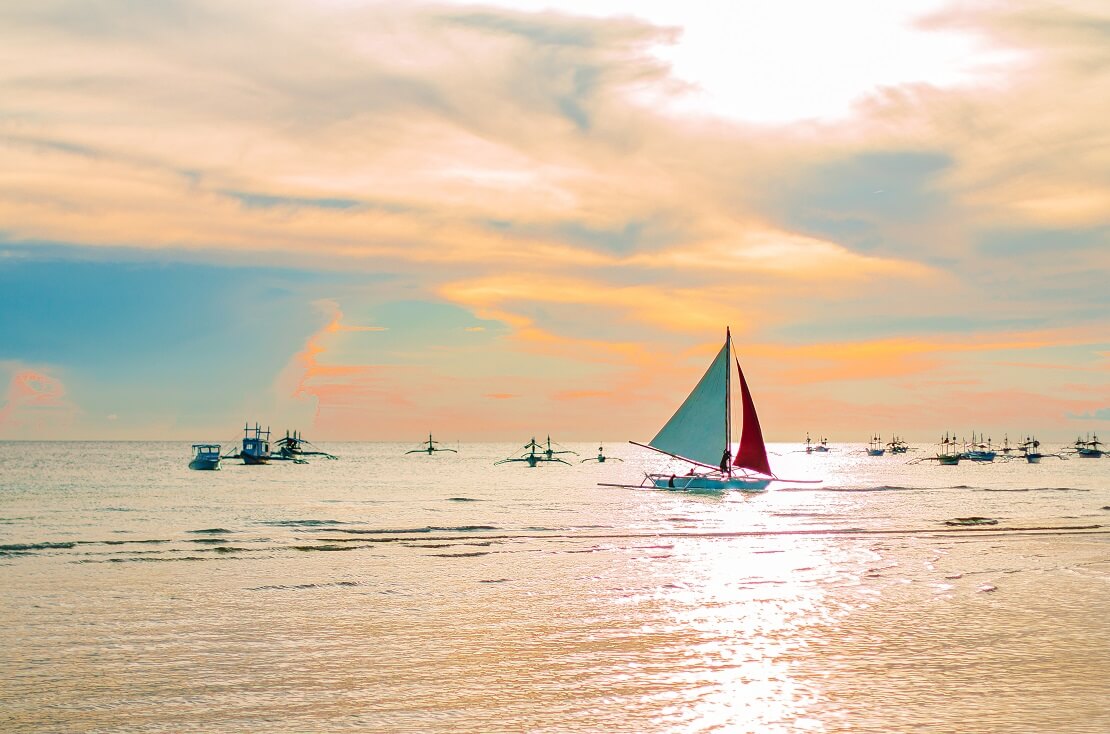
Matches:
[[2, 441, 1109, 733]]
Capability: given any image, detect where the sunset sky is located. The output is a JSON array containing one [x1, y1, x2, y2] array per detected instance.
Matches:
[[1, 0, 1107, 442]]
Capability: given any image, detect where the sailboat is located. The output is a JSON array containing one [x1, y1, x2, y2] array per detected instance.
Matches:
[[406, 433, 458, 456], [629, 328, 775, 491]]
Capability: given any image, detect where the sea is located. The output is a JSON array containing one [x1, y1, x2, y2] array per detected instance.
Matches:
[[2, 441, 1109, 733]]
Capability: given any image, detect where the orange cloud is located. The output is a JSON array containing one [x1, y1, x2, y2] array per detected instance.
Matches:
[[0, 368, 77, 437]]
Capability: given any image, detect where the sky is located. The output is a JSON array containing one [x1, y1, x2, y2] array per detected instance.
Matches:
[[0, 0, 1107, 443]]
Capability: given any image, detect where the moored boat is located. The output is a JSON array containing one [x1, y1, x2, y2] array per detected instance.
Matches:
[[406, 433, 457, 456], [866, 435, 885, 456], [495, 436, 576, 467], [240, 423, 271, 465], [188, 444, 222, 470]]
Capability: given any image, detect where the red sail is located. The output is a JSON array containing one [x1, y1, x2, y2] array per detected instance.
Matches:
[[733, 358, 772, 476]]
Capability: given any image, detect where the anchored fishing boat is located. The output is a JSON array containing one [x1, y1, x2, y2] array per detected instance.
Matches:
[[238, 423, 271, 465], [961, 432, 996, 462], [623, 327, 780, 492], [406, 433, 457, 456], [886, 435, 910, 454], [188, 444, 222, 470], [804, 433, 830, 453], [866, 435, 885, 456], [581, 444, 622, 463], [274, 430, 337, 462], [495, 436, 576, 467], [1072, 434, 1105, 458]]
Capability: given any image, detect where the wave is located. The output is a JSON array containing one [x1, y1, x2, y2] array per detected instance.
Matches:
[[447, 497, 482, 502], [291, 544, 359, 552], [258, 519, 347, 527], [249, 581, 361, 591], [328, 525, 500, 535], [0, 541, 76, 552], [187, 527, 235, 534]]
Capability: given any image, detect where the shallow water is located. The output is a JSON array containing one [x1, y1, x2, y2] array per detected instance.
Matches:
[[2, 441, 1109, 732]]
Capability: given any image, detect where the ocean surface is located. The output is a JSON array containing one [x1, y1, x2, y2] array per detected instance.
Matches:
[[2, 441, 1109, 733]]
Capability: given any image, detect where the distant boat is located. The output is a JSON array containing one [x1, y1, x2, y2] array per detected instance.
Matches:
[[189, 444, 221, 470], [239, 423, 271, 465], [866, 435, 885, 456], [1072, 434, 1105, 458], [886, 435, 910, 454], [495, 436, 576, 467], [931, 433, 961, 465], [581, 444, 622, 463], [1020, 436, 1044, 463], [406, 433, 458, 456], [628, 328, 774, 492], [805, 433, 830, 453], [274, 429, 337, 462], [961, 432, 996, 462]]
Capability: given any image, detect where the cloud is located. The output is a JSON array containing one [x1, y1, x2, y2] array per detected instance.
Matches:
[[1070, 407, 1110, 421], [0, 1, 1107, 439], [0, 366, 77, 437]]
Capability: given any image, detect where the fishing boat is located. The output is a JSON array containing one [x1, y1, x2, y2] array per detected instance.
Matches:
[[1020, 436, 1043, 463], [188, 444, 221, 470], [626, 328, 775, 492], [936, 433, 961, 465], [581, 444, 622, 463], [1072, 434, 1105, 458], [274, 430, 337, 462], [804, 433, 830, 453], [495, 436, 576, 467], [239, 423, 271, 465], [961, 432, 996, 462], [886, 435, 909, 454], [406, 433, 458, 456], [866, 435, 885, 456]]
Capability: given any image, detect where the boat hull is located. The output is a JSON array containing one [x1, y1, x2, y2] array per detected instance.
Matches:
[[241, 453, 270, 465], [937, 455, 960, 465], [867, 449, 885, 456], [963, 451, 996, 462], [1025, 454, 1042, 464], [188, 457, 221, 470], [1077, 449, 1103, 458], [649, 473, 770, 492]]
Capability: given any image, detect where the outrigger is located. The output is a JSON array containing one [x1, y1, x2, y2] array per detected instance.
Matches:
[[406, 433, 457, 456], [581, 444, 622, 463], [602, 328, 817, 492], [495, 436, 576, 467], [274, 429, 337, 462]]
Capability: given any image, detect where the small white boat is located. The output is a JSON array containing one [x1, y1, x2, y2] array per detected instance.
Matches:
[[189, 444, 222, 471]]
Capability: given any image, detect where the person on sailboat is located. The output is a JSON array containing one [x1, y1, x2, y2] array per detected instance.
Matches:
[[719, 449, 731, 473], [668, 474, 676, 488]]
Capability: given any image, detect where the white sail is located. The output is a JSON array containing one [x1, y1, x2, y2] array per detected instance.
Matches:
[[648, 342, 728, 467]]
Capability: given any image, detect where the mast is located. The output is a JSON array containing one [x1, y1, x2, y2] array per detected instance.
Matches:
[[724, 327, 732, 477]]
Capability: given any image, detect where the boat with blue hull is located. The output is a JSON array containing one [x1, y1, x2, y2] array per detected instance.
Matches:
[[866, 435, 885, 456], [188, 444, 222, 470], [239, 423, 271, 465], [626, 328, 777, 492]]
